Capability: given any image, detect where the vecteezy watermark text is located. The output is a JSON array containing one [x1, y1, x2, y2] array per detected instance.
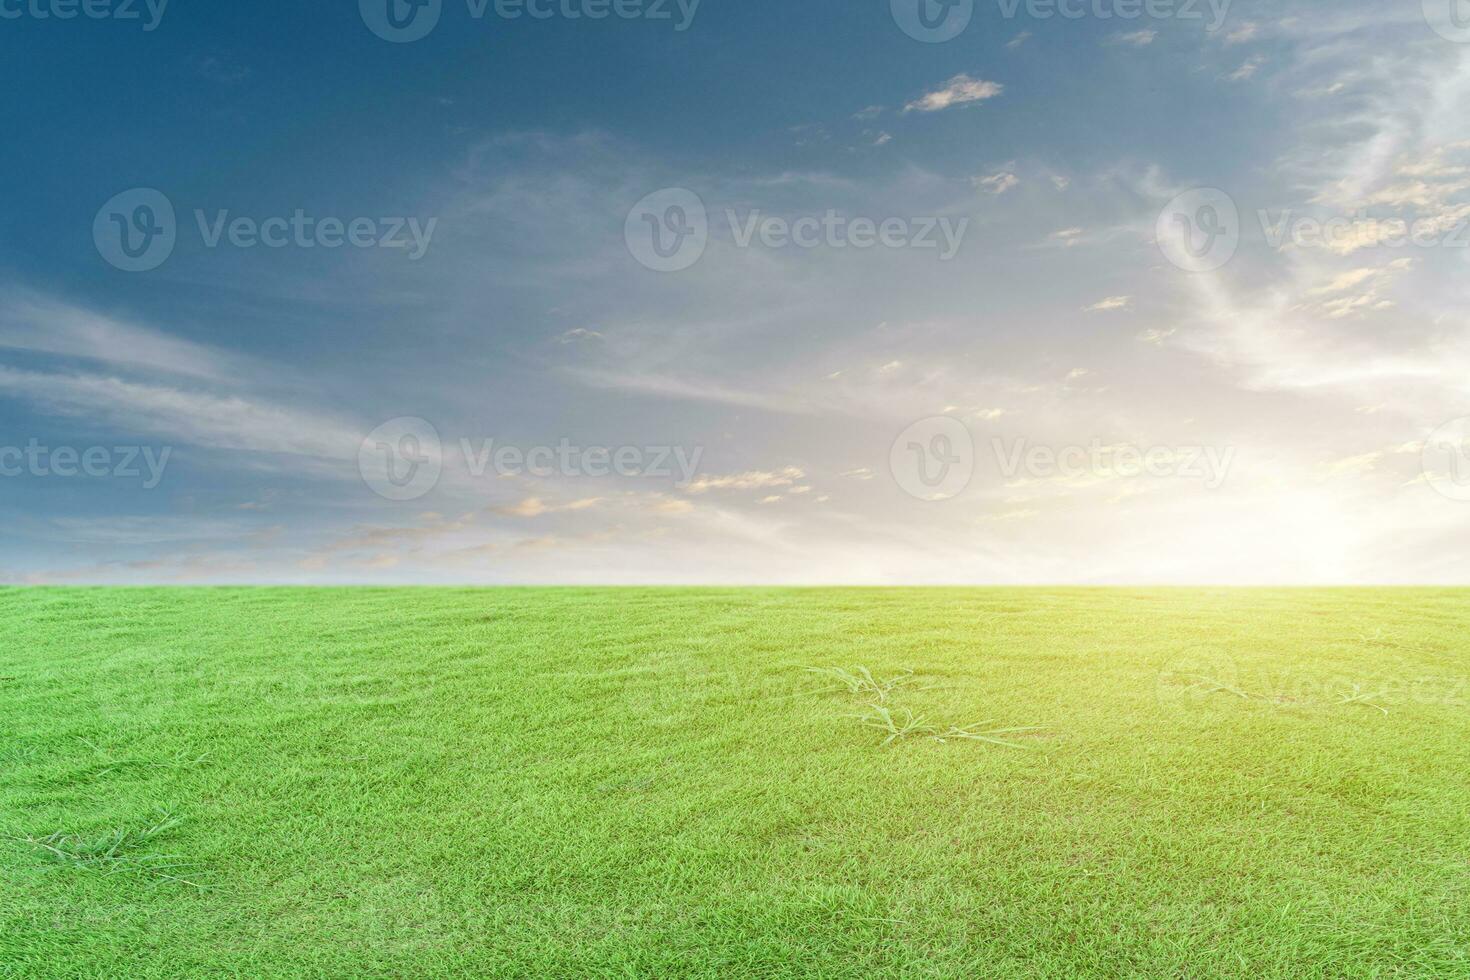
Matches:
[[1159, 186, 1470, 273], [887, 416, 1235, 501], [890, 0, 1229, 43], [360, 0, 700, 43], [996, 0, 1229, 26], [358, 417, 704, 501], [0, 0, 168, 30], [460, 438, 702, 483], [93, 188, 438, 272], [726, 210, 968, 259], [625, 188, 969, 272], [194, 210, 437, 258], [0, 441, 171, 489], [1158, 648, 1468, 711], [1260, 208, 1470, 252], [994, 438, 1235, 489]]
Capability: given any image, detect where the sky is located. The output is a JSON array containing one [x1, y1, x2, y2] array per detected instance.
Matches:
[[3, 0, 1470, 584]]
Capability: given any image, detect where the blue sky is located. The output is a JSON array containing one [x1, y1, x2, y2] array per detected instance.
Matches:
[[4, 0, 1470, 583]]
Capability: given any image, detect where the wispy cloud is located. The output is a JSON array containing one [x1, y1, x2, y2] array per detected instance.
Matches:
[[1228, 56, 1264, 81], [1223, 22, 1258, 44], [0, 365, 360, 461], [494, 496, 605, 518], [557, 327, 604, 344], [904, 74, 1004, 113], [0, 292, 251, 383], [974, 171, 1020, 195], [1105, 30, 1156, 47], [685, 467, 806, 495]]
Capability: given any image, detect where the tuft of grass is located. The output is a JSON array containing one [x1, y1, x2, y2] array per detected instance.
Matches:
[[1334, 685, 1390, 716], [857, 704, 1046, 749], [74, 738, 211, 776], [803, 665, 914, 703], [10, 811, 207, 890], [856, 704, 934, 745], [808, 666, 1044, 748]]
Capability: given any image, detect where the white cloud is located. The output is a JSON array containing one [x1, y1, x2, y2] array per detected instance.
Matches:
[[1084, 296, 1132, 312], [0, 292, 251, 383], [557, 327, 604, 344], [495, 496, 605, 517], [975, 171, 1020, 195], [1105, 30, 1157, 47], [685, 467, 806, 494], [1224, 22, 1258, 44], [1228, 56, 1264, 81], [904, 74, 1004, 114], [0, 365, 361, 461]]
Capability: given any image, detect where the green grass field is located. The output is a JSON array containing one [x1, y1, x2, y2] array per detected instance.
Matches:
[[3, 588, 1469, 977]]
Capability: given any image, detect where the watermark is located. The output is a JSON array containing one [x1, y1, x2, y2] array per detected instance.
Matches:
[[1157, 648, 1467, 712], [624, 188, 708, 273], [893, 0, 1229, 40], [890, 417, 975, 501], [625, 188, 970, 272], [0, 0, 168, 30], [1157, 187, 1240, 273], [1423, 0, 1470, 43], [725, 210, 968, 260], [193, 210, 437, 259], [358, 417, 705, 501], [1423, 417, 1470, 501], [93, 188, 176, 272], [1260, 208, 1470, 252], [996, 0, 1230, 28], [1160, 187, 1470, 271], [888, 423, 1234, 499], [993, 438, 1235, 489], [890, 0, 974, 42], [359, 0, 700, 43], [359, 418, 444, 502], [94, 188, 438, 272], [0, 440, 171, 489]]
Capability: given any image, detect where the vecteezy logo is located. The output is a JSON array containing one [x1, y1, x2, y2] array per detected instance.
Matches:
[[889, 416, 974, 501], [624, 188, 708, 272], [1422, 417, 1470, 501], [1156, 188, 1240, 273], [359, 417, 443, 501], [890, 0, 973, 42], [360, 0, 442, 42], [1424, 0, 1470, 42], [93, 188, 176, 272]]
